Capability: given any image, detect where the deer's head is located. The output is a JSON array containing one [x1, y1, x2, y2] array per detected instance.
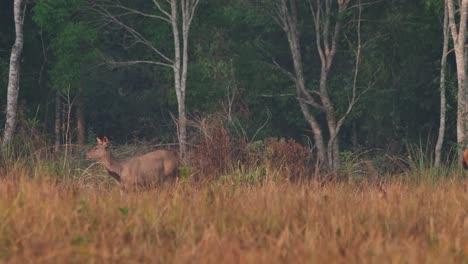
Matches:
[[86, 137, 111, 161]]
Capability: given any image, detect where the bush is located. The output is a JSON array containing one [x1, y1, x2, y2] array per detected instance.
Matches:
[[190, 115, 246, 179], [189, 115, 314, 182], [264, 138, 312, 181]]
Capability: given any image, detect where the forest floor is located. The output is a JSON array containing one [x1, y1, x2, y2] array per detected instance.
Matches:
[[0, 173, 467, 263]]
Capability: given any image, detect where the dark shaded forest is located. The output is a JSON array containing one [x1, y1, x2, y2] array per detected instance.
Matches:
[[0, 0, 460, 171]]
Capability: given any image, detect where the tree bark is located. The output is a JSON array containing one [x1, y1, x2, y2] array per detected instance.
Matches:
[[447, 0, 468, 164], [315, 0, 350, 170], [170, 0, 199, 164], [170, 0, 185, 163], [272, 0, 352, 170], [282, 0, 328, 164], [435, 0, 449, 167], [62, 100, 73, 148], [3, 0, 25, 148]]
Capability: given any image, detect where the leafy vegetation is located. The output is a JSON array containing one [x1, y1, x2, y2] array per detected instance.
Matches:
[[1, 0, 468, 262], [0, 0, 454, 153]]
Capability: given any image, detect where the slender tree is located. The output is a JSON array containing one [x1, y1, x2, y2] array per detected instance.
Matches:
[[3, 0, 26, 147], [435, 0, 449, 167], [446, 0, 468, 164], [94, 0, 200, 164], [270, 0, 361, 170]]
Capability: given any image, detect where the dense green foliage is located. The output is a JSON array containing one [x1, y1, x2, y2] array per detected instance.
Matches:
[[0, 0, 455, 157]]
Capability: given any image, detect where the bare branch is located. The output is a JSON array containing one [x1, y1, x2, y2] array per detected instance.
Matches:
[[309, 0, 326, 67], [297, 96, 325, 111], [113, 1, 171, 23], [447, 0, 460, 44], [271, 58, 296, 82], [106, 60, 174, 68], [95, 48, 173, 68], [92, 3, 174, 64], [333, 0, 362, 141], [459, 0, 468, 45], [189, 0, 201, 25], [257, 93, 296, 98], [323, 0, 331, 56], [250, 109, 272, 142], [152, 0, 172, 19], [269, 0, 289, 31]]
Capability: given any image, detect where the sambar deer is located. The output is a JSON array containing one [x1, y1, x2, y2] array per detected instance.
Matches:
[[464, 149, 468, 169], [86, 137, 179, 192]]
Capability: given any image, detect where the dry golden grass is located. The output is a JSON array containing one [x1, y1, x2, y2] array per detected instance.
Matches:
[[0, 174, 468, 263]]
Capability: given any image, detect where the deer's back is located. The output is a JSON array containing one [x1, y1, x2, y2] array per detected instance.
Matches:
[[120, 149, 179, 186]]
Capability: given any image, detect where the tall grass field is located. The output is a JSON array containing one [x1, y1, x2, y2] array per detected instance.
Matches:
[[1, 171, 468, 262], [0, 136, 467, 263]]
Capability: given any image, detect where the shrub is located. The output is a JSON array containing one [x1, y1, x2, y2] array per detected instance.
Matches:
[[264, 138, 311, 181]]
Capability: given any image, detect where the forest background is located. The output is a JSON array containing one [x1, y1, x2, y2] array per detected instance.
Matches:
[[0, 0, 461, 173]]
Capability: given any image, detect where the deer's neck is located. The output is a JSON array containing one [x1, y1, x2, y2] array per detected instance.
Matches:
[[100, 153, 122, 181]]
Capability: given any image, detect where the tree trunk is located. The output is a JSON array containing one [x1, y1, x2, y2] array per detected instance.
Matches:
[[272, 0, 352, 170], [178, 101, 187, 163], [62, 101, 70, 147], [287, 18, 328, 162], [284, 3, 327, 164], [54, 92, 61, 153], [328, 134, 339, 169], [435, 0, 449, 167], [93, 0, 199, 164], [316, 0, 346, 171], [76, 85, 85, 146], [3, 0, 25, 148], [180, 0, 192, 165], [299, 98, 327, 164], [170, 0, 186, 164], [170, 0, 199, 165], [447, 0, 468, 164], [320, 68, 339, 169]]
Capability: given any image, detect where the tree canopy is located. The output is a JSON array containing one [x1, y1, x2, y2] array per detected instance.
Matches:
[[0, 0, 457, 163]]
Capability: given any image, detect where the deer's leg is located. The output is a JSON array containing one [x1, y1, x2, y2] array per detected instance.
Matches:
[[120, 184, 127, 196]]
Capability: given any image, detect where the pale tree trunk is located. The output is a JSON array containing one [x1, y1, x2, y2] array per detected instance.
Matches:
[[171, 0, 184, 163], [76, 84, 85, 146], [54, 92, 61, 153], [93, 0, 199, 164], [435, 0, 449, 168], [272, 0, 355, 171], [170, 0, 199, 164], [313, 0, 353, 170], [447, 0, 468, 165], [61, 102, 67, 147], [3, 0, 25, 148], [278, 0, 327, 163]]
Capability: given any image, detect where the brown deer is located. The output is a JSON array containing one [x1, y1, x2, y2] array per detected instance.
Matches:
[[86, 137, 179, 192], [463, 149, 468, 169]]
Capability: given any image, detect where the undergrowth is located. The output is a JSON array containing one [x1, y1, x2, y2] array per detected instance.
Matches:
[[0, 117, 467, 263]]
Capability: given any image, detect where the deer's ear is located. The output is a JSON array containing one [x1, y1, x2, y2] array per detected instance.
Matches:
[[96, 137, 102, 144], [103, 136, 110, 146]]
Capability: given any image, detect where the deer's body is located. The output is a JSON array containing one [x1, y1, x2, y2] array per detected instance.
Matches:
[[87, 137, 179, 192], [464, 149, 468, 169]]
